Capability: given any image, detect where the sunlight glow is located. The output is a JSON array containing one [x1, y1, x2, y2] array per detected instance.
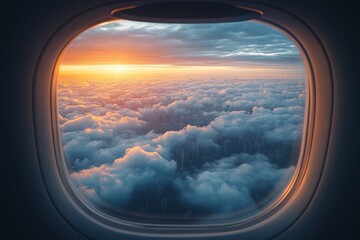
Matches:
[[58, 64, 303, 82]]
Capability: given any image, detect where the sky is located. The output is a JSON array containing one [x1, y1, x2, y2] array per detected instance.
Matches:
[[58, 20, 305, 81], [57, 20, 306, 219]]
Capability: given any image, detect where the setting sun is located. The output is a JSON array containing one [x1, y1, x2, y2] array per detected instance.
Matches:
[[58, 64, 302, 82], [58, 19, 304, 82]]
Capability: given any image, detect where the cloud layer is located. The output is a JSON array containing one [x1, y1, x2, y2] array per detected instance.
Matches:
[[58, 77, 305, 215]]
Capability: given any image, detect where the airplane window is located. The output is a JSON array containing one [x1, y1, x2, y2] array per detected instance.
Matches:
[[56, 20, 306, 223]]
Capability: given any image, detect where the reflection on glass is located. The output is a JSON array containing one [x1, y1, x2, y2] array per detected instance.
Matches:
[[57, 20, 306, 222]]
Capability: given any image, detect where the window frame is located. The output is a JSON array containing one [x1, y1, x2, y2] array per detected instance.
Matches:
[[33, 1, 333, 239]]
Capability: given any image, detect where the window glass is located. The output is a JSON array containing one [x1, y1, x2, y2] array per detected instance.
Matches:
[[57, 20, 306, 222]]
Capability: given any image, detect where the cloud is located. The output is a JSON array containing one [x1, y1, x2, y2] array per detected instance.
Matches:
[[174, 154, 295, 213], [208, 106, 303, 143], [61, 20, 302, 66], [72, 146, 177, 206], [61, 115, 99, 132], [152, 124, 219, 159], [58, 77, 305, 214]]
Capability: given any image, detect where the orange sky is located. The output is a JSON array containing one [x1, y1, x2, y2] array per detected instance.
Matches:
[[57, 20, 306, 82], [60, 40, 172, 66], [58, 64, 305, 82]]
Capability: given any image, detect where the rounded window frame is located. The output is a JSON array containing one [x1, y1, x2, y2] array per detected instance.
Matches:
[[33, 1, 333, 239]]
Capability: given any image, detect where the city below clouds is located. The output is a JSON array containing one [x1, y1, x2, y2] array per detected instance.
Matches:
[[59, 78, 305, 217]]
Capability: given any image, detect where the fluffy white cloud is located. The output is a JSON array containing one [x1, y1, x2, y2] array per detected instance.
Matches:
[[61, 115, 99, 132], [152, 124, 219, 159], [72, 146, 177, 205], [174, 154, 294, 213], [58, 78, 305, 214]]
